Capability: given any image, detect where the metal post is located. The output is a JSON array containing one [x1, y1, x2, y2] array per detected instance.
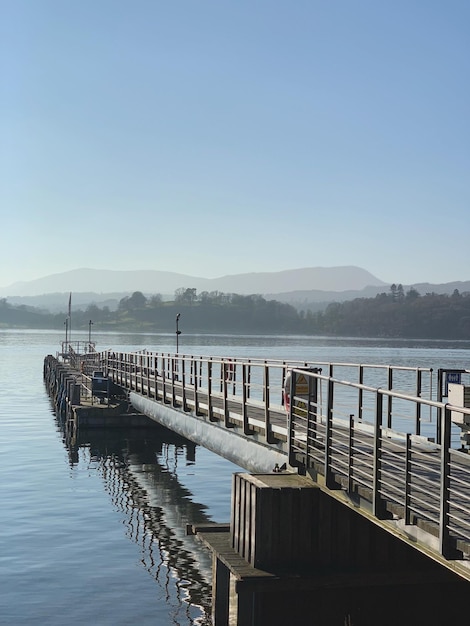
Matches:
[[439, 405, 452, 557], [404, 433, 412, 525], [88, 319, 93, 344], [348, 414, 354, 493], [373, 390, 384, 518], [181, 357, 187, 411], [287, 370, 296, 468], [325, 377, 334, 488], [387, 367, 393, 428], [176, 313, 181, 354], [415, 369, 422, 435], [358, 365, 364, 422]]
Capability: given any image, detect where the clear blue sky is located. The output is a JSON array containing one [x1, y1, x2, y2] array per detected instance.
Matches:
[[1, 0, 469, 289]]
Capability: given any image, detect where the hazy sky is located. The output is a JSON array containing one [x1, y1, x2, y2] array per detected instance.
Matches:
[[1, 1, 469, 289]]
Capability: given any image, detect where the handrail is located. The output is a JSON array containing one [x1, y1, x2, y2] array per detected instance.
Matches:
[[97, 348, 470, 565], [288, 366, 470, 561]]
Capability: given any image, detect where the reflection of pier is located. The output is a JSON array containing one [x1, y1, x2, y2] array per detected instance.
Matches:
[[60, 423, 218, 625]]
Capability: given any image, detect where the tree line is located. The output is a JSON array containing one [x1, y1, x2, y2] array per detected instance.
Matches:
[[1, 284, 470, 339]]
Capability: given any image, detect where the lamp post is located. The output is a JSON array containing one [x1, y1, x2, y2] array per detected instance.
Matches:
[[88, 320, 93, 346], [64, 318, 68, 351], [175, 313, 181, 354]]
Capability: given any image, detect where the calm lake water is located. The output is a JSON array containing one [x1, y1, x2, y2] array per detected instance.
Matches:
[[2, 330, 470, 625]]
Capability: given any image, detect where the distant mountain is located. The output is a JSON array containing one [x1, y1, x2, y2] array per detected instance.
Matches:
[[3, 268, 468, 314], [206, 266, 386, 294], [1, 269, 196, 297], [405, 281, 470, 295], [0, 266, 386, 298], [269, 281, 470, 312], [265, 285, 389, 311], [4, 292, 125, 313]]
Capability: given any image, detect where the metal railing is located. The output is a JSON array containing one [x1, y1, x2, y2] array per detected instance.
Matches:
[[101, 350, 434, 430], [97, 349, 470, 564], [59, 340, 96, 358], [287, 367, 470, 561]]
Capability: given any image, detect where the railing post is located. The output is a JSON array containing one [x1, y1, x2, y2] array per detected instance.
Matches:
[[223, 362, 231, 428], [137, 353, 141, 393], [387, 367, 393, 429], [373, 390, 384, 518], [193, 357, 200, 415], [162, 356, 167, 403], [436, 370, 443, 444], [324, 377, 334, 489], [231, 360, 236, 395], [146, 353, 150, 397], [207, 360, 216, 420], [404, 433, 412, 525], [242, 364, 251, 435], [171, 357, 177, 407], [439, 405, 452, 557], [358, 365, 364, 422], [181, 357, 187, 411], [302, 369, 320, 472], [287, 370, 296, 468], [247, 361, 251, 399], [152, 354, 157, 399], [135, 353, 139, 391], [415, 369, 422, 435], [348, 414, 354, 493], [262, 364, 271, 441], [103, 350, 108, 377]]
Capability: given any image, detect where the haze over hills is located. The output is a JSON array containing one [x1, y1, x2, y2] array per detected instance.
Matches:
[[1, 266, 385, 297], [2, 267, 469, 313]]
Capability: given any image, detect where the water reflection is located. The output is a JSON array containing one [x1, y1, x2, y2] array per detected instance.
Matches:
[[60, 421, 215, 625]]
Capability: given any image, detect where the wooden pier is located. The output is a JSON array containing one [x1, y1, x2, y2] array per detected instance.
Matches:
[[43, 347, 470, 625], [43, 353, 153, 429]]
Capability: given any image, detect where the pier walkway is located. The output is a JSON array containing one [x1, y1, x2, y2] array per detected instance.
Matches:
[[44, 347, 470, 586]]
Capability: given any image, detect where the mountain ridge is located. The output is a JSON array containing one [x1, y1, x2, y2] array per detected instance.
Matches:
[[2, 267, 468, 314], [0, 266, 386, 297]]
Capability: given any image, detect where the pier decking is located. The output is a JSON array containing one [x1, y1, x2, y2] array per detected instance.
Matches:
[[44, 346, 470, 624]]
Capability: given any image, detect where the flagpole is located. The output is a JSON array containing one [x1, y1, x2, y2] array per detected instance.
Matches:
[[68, 292, 72, 346]]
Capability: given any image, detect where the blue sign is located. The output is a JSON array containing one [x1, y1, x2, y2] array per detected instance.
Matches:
[[445, 371, 461, 396], [446, 372, 461, 385]]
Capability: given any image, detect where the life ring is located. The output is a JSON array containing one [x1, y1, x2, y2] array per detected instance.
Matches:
[[283, 370, 292, 413]]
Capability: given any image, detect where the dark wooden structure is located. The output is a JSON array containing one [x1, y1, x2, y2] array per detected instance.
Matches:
[[191, 473, 469, 626]]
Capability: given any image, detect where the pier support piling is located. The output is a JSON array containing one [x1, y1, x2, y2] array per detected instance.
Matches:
[[191, 472, 469, 626]]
